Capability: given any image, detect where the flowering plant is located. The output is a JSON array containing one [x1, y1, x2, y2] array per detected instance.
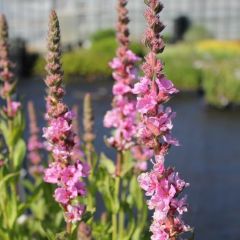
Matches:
[[0, 1, 193, 239]]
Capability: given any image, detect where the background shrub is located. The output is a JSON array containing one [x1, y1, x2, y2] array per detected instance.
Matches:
[[202, 59, 240, 107], [90, 29, 116, 42], [184, 25, 213, 43], [34, 35, 145, 81], [162, 44, 201, 91]]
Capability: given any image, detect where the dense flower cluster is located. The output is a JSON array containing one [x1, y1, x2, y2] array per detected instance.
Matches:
[[103, 0, 140, 151], [27, 101, 44, 176], [0, 14, 21, 118], [43, 10, 89, 223], [135, 1, 190, 239], [138, 156, 190, 239]]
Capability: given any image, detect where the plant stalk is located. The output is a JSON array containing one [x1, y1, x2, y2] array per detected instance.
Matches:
[[67, 222, 72, 235]]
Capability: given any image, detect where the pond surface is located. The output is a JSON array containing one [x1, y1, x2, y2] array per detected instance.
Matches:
[[19, 78, 240, 240]]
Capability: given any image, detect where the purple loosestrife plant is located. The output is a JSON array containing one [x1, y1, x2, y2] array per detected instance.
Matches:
[[101, 1, 151, 240], [103, 0, 140, 158], [0, 14, 26, 237], [0, 14, 21, 119], [83, 93, 95, 166], [43, 11, 89, 230], [135, 1, 191, 239], [104, 0, 153, 174], [0, 14, 25, 172], [27, 101, 44, 176], [82, 93, 97, 212], [71, 105, 85, 163]]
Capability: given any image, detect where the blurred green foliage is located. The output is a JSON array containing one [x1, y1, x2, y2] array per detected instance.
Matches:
[[184, 25, 213, 43], [162, 44, 201, 91], [90, 28, 116, 42], [34, 32, 145, 81], [33, 28, 240, 108], [202, 59, 240, 107], [196, 40, 240, 107]]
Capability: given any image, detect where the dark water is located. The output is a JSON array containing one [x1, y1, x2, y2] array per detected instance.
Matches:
[[19, 78, 240, 240]]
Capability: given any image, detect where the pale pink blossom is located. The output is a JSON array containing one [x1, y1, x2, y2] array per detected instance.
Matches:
[[54, 188, 71, 204], [65, 204, 86, 223], [44, 163, 61, 184], [136, 95, 157, 114], [135, 0, 190, 238], [113, 82, 131, 95], [4, 101, 21, 117], [132, 77, 150, 95]]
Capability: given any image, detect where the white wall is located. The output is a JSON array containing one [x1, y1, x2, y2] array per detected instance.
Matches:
[[0, 0, 239, 51]]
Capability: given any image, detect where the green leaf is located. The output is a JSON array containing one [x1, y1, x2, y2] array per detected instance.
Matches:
[[0, 121, 9, 144], [0, 228, 9, 240], [132, 203, 148, 240], [45, 229, 56, 240], [129, 175, 144, 209], [82, 211, 94, 223], [96, 168, 115, 212], [7, 193, 18, 229], [188, 229, 195, 240], [99, 153, 115, 175], [0, 171, 20, 189], [11, 111, 25, 146], [56, 231, 68, 240], [121, 151, 134, 177], [22, 179, 35, 192], [13, 139, 26, 170], [123, 209, 135, 240]]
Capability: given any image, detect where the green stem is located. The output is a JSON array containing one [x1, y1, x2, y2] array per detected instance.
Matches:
[[112, 151, 123, 240], [119, 210, 124, 238], [86, 144, 96, 216], [112, 210, 118, 240], [119, 178, 127, 238], [66, 222, 72, 235], [86, 143, 92, 168]]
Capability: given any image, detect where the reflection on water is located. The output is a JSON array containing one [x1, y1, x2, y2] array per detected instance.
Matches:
[[19, 79, 240, 240]]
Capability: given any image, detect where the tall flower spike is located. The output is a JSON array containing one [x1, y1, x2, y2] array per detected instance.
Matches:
[[72, 105, 85, 162], [135, 1, 191, 239], [103, 0, 140, 152], [43, 10, 89, 226], [0, 14, 21, 118], [45, 10, 66, 120], [27, 101, 44, 176], [83, 93, 95, 155], [0, 14, 12, 84]]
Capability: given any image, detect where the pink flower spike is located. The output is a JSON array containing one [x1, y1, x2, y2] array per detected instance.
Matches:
[[43, 11, 89, 224], [103, 0, 141, 152], [135, 0, 191, 239]]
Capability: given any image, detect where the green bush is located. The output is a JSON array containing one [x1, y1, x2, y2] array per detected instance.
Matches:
[[202, 59, 240, 107], [33, 37, 145, 81], [34, 56, 45, 76], [162, 44, 201, 91], [91, 29, 116, 42], [63, 38, 116, 79], [184, 25, 213, 43]]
